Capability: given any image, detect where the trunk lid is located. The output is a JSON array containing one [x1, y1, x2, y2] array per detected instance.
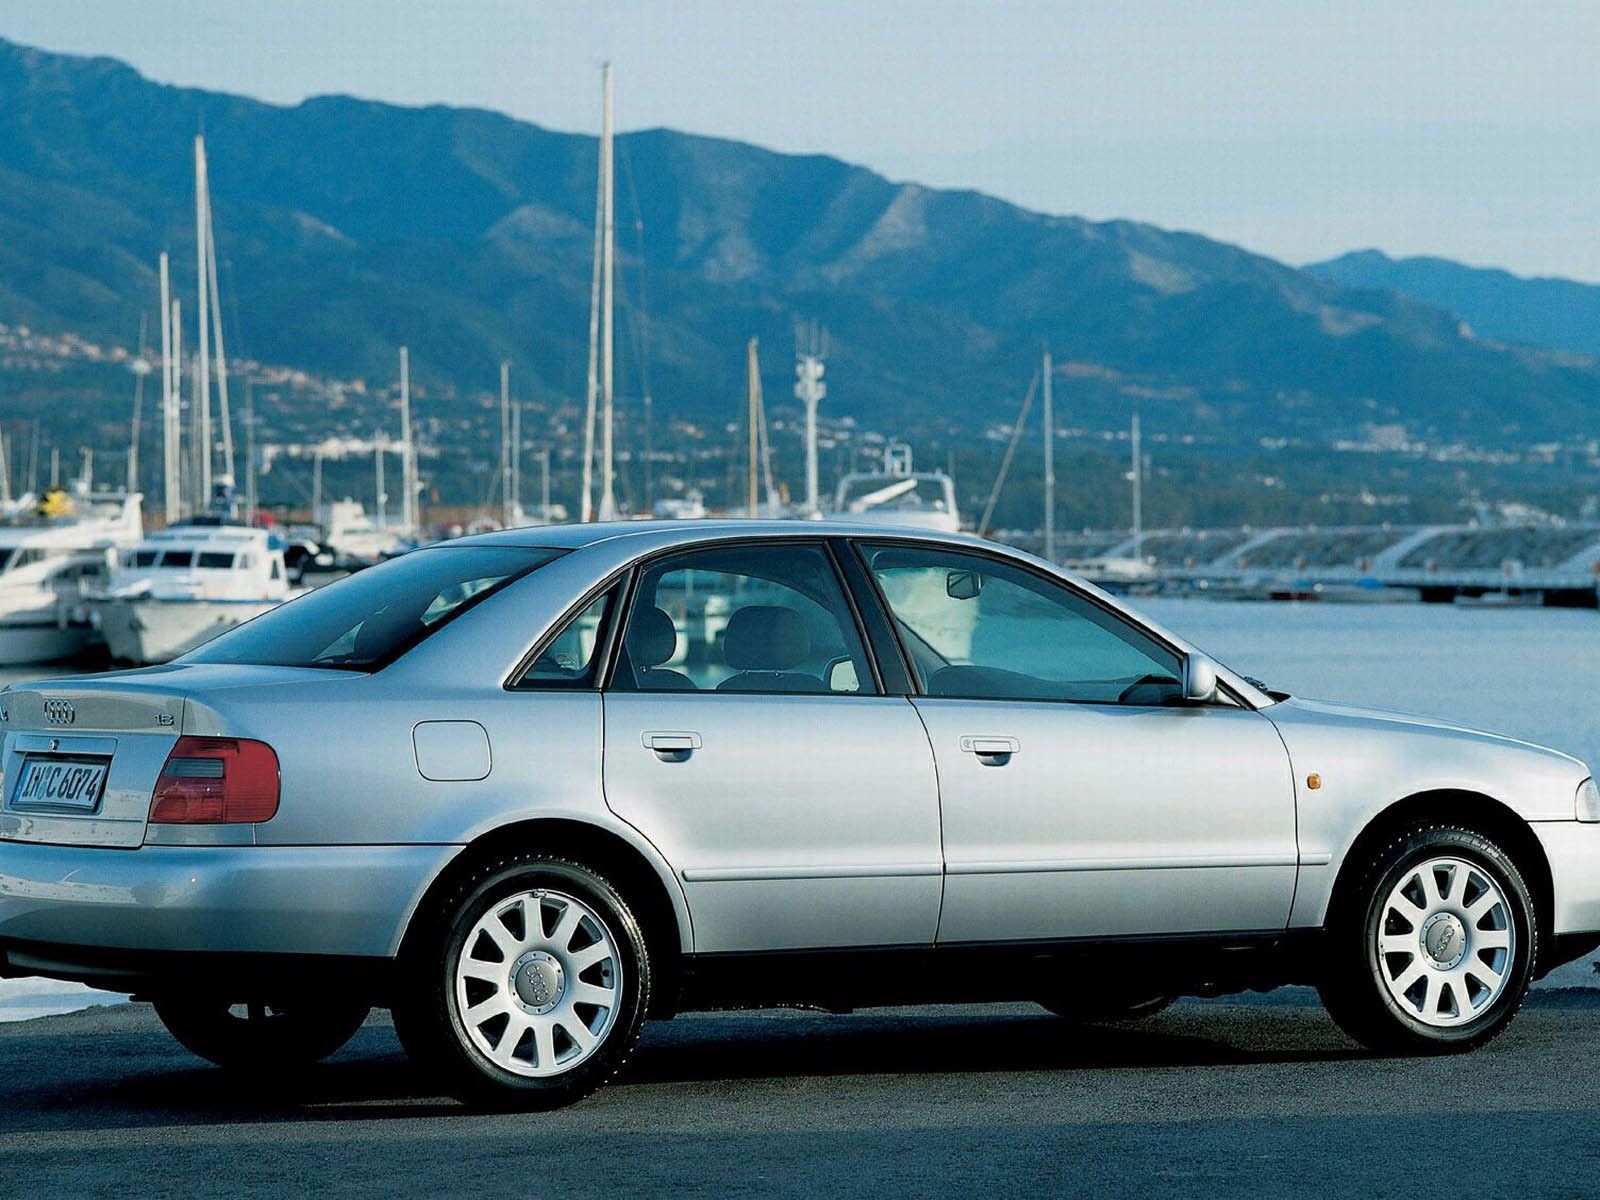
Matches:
[[0, 666, 341, 848]]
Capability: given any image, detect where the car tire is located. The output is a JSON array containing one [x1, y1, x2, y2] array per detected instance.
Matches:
[[152, 994, 371, 1071], [1318, 824, 1537, 1054], [392, 853, 650, 1110], [1038, 993, 1175, 1023]]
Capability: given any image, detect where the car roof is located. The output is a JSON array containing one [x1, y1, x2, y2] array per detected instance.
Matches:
[[447, 518, 998, 553]]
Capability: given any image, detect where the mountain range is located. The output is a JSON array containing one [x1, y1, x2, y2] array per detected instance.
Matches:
[[2, 35, 1599, 472], [1307, 249, 1600, 362]]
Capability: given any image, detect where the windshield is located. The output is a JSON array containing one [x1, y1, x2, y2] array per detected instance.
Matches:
[[185, 545, 562, 671]]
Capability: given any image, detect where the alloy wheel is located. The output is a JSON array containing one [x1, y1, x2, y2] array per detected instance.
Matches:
[[453, 888, 623, 1077], [1375, 856, 1515, 1028]]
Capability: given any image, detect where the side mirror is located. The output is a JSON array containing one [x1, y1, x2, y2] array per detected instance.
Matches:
[[1182, 654, 1218, 703], [946, 569, 984, 600], [825, 656, 861, 693]]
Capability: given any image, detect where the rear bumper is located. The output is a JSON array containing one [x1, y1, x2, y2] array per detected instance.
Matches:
[[0, 840, 460, 984], [1533, 820, 1600, 935]]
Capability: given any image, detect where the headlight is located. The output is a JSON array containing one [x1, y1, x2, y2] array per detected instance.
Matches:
[[1578, 778, 1600, 823]]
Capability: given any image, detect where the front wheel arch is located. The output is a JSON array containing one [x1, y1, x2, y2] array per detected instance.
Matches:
[[1328, 790, 1553, 939]]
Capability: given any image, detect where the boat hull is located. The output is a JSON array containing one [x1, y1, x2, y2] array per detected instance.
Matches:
[[0, 617, 95, 665], [94, 598, 279, 665]]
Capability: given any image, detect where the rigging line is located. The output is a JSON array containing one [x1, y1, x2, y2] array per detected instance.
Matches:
[[617, 136, 653, 403], [977, 366, 1041, 539]]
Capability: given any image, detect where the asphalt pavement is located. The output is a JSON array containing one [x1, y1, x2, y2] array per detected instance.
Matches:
[[4, 988, 1600, 1198]]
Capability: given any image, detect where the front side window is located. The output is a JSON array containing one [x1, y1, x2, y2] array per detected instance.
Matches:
[[612, 543, 874, 695], [198, 552, 235, 569], [185, 545, 561, 671], [861, 543, 1182, 705]]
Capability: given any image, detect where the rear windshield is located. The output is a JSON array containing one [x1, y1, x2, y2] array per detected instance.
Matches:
[[185, 545, 562, 671]]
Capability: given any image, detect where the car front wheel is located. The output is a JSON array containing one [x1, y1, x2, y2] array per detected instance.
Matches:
[[1319, 825, 1537, 1053], [392, 854, 650, 1109]]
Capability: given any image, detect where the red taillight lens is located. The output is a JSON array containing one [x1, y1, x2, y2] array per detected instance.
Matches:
[[149, 736, 280, 825]]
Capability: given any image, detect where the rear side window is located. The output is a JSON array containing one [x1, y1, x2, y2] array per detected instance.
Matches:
[[186, 545, 562, 671], [514, 588, 618, 689], [161, 550, 195, 568], [610, 543, 875, 695]]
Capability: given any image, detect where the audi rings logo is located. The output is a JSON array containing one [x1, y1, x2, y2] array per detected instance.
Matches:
[[43, 699, 76, 726]]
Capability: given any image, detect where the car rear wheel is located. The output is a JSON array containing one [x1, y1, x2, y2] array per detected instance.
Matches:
[[152, 994, 370, 1071], [1318, 825, 1537, 1053], [392, 854, 650, 1110]]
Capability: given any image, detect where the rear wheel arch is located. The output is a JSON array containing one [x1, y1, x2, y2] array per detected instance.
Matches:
[[399, 818, 688, 1017], [1328, 789, 1553, 935]]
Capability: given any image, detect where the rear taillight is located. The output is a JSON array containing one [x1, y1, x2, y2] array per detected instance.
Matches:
[[149, 736, 280, 825]]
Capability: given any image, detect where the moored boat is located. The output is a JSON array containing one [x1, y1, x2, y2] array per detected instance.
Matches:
[[89, 519, 293, 664], [0, 488, 144, 664]]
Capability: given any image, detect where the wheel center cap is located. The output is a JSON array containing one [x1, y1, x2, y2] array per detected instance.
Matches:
[[511, 951, 565, 1014], [1421, 912, 1467, 969]]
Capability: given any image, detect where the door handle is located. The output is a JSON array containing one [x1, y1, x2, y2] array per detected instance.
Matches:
[[959, 735, 1020, 764], [643, 731, 702, 760]]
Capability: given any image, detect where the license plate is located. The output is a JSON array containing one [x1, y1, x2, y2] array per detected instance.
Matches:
[[10, 757, 110, 813]]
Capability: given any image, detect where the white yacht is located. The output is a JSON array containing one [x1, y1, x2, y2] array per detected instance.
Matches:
[[829, 443, 960, 532], [90, 519, 292, 664], [322, 498, 419, 562], [0, 489, 144, 664]]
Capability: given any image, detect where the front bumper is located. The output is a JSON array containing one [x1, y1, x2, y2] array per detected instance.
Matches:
[[0, 840, 460, 986], [1533, 820, 1600, 935]]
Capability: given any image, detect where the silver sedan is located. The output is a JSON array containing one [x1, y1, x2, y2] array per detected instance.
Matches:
[[2, 521, 1598, 1108]]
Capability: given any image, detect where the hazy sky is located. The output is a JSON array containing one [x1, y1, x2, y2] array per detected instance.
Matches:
[[6, 1, 1600, 280]]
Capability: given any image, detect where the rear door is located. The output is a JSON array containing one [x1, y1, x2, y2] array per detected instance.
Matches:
[[600, 540, 944, 953], [854, 540, 1298, 945]]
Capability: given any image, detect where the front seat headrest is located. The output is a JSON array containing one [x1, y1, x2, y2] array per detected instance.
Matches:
[[723, 605, 809, 672], [629, 606, 679, 667]]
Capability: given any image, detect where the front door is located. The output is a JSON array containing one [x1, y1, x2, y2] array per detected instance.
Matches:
[[602, 541, 943, 953], [856, 541, 1298, 945]]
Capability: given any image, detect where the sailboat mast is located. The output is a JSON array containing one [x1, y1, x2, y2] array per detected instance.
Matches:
[[128, 313, 148, 494], [398, 347, 415, 531], [1131, 405, 1143, 560], [500, 361, 513, 526], [580, 130, 603, 524], [511, 398, 522, 524], [597, 62, 618, 521], [190, 349, 203, 509], [747, 338, 760, 517], [244, 376, 257, 524], [169, 298, 182, 521], [375, 434, 387, 528], [159, 253, 178, 522], [1042, 348, 1055, 563], [205, 206, 235, 492], [194, 135, 213, 507]]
